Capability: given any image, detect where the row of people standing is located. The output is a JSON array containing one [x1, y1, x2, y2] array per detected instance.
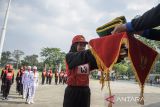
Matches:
[[41, 67, 53, 85], [55, 70, 67, 85], [41, 68, 67, 85]]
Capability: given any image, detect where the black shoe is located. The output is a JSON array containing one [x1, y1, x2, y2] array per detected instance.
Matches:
[[5, 97, 8, 100]]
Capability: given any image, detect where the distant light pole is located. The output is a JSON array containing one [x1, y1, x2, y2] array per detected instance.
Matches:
[[0, 0, 12, 60]]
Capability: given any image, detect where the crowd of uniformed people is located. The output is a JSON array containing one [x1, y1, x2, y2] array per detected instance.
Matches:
[[41, 68, 67, 85], [0, 64, 67, 104]]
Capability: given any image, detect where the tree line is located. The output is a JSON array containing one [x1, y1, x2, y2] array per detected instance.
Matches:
[[0, 47, 66, 72]]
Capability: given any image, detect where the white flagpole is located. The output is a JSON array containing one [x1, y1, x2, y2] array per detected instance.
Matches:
[[58, 63, 62, 73], [0, 0, 12, 60]]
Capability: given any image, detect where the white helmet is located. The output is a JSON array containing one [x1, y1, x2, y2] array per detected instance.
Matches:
[[33, 66, 37, 70], [28, 66, 31, 70]]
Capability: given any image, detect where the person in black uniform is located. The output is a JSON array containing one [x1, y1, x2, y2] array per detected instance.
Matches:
[[59, 71, 64, 84], [41, 68, 46, 85], [16, 67, 24, 95], [1, 64, 9, 93], [63, 35, 98, 107], [46, 70, 49, 84], [2, 65, 14, 100], [55, 70, 59, 85], [48, 68, 53, 85]]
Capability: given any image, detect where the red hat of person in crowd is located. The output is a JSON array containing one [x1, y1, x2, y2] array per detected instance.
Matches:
[[72, 35, 88, 45]]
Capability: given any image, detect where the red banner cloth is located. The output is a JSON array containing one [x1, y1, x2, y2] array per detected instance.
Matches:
[[89, 32, 158, 86]]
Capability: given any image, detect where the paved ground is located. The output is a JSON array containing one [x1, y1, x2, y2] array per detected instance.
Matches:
[[0, 79, 160, 107]]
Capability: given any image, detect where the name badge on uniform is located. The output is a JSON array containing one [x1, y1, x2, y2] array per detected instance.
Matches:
[[77, 64, 89, 74]]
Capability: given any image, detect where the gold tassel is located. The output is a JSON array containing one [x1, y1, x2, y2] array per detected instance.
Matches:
[[107, 72, 112, 107], [88, 46, 114, 106], [138, 86, 144, 105], [100, 72, 105, 90]]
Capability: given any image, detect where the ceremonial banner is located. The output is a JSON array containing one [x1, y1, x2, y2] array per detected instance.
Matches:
[[127, 35, 158, 105], [89, 32, 158, 106], [89, 33, 124, 71]]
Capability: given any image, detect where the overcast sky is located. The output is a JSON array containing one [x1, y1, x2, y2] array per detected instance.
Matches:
[[0, 0, 159, 56]]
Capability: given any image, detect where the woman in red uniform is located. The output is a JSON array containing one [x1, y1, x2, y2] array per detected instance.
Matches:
[[2, 65, 14, 100], [63, 35, 98, 107]]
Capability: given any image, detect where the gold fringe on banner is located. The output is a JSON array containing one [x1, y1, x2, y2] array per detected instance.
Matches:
[[127, 36, 159, 105], [138, 85, 144, 105], [100, 71, 105, 90], [107, 72, 112, 107], [88, 35, 127, 107], [88, 45, 109, 90]]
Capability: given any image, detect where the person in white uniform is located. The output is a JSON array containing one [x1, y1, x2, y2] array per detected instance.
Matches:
[[30, 66, 39, 104], [22, 66, 34, 104]]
